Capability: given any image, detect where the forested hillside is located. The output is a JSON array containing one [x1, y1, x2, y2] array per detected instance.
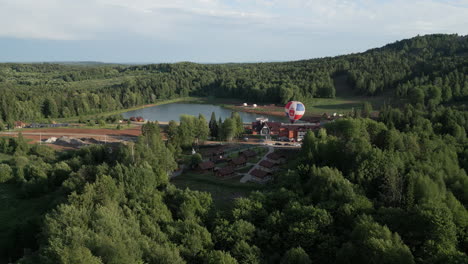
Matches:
[[1, 34, 467, 125], [0, 34, 468, 263]]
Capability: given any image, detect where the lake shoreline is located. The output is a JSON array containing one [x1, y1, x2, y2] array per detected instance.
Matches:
[[121, 99, 290, 123]]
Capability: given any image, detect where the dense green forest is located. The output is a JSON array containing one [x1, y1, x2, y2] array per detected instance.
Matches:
[[0, 34, 467, 263], [1, 34, 467, 125]]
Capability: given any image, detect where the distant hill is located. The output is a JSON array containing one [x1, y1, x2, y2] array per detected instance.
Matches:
[[0, 34, 467, 122]]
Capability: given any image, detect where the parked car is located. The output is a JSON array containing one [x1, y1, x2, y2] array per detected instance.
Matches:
[[275, 143, 282, 146], [243, 137, 249, 141], [284, 143, 292, 146]]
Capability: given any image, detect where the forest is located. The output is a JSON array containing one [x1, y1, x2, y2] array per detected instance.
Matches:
[[0, 34, 467, 263], [0, 34, 467, 125]]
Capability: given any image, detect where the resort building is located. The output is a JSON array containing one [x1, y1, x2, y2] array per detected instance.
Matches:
[[251, 119, 320, 141]]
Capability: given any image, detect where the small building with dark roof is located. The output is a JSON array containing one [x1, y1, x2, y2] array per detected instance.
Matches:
[[216, 166, 235, 179], [231, 156, 247, 167], [250, 168, 272, 183], [266, 152, 286, 163], [198, 161, 215, 171], [259, 160, 277, 171], [240, 149, 257, 159]]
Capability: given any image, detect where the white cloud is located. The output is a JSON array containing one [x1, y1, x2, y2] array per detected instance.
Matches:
[[0, 0, 466, 41]]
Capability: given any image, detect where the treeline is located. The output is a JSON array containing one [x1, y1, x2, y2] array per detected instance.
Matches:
[[1, 34, 467, 124]]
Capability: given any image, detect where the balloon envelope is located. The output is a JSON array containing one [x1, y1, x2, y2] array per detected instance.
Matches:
[[284, 101, 305, 122]]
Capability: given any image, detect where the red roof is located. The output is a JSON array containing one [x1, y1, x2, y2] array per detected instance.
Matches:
[[199, 161, 215, 170], [250, 169, 271, 179], [266, 122, 282, 132], [259, 160, 276, 168]]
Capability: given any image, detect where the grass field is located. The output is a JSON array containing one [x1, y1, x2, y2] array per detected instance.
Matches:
[[171, 171, 263, 209], [300, 74, 390, 116]]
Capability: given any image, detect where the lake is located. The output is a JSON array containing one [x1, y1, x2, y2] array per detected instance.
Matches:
[[122, 103, 290, 123]]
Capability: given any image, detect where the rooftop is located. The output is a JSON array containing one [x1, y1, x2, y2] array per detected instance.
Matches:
[[250, 169, 271, 179], [231, 156, 247, 165], [241, 149, 257, 158], [259, 160, 276, 168], [199, 161, 215, 170]]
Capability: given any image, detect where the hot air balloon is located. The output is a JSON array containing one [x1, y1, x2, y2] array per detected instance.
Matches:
[[284, 101, 305, 123]]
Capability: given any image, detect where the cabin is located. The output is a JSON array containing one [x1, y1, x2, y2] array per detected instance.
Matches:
[[251, 120, 320, 141], [266, 152, 286, 164], [240, 149, 256, 160], [250, 168, 272, 183], [216, 166, 235, 179], [231, 156, 247, 167], [259, 160, 277, 172], [206, 147, 225, 157], [198, 161, 215, 172]]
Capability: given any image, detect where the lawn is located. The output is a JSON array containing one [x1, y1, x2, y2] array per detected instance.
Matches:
[[236, 165, 254, 173], [171, 171, 263, 209]]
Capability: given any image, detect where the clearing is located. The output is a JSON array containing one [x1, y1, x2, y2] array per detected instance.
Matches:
[[171, 171, 263, 209]]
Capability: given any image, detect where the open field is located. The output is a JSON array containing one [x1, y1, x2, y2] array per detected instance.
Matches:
[[0, 126, 143, 150], [221, 75, 388, 120]]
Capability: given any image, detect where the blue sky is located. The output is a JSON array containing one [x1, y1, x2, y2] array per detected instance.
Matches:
[[0, 0, 467, 63]]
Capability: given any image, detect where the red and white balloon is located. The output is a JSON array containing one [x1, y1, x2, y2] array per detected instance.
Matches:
[[284, 101, 305, 123]]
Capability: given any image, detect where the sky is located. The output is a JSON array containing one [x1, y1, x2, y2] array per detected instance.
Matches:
[[0, 0, 467, 63]]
